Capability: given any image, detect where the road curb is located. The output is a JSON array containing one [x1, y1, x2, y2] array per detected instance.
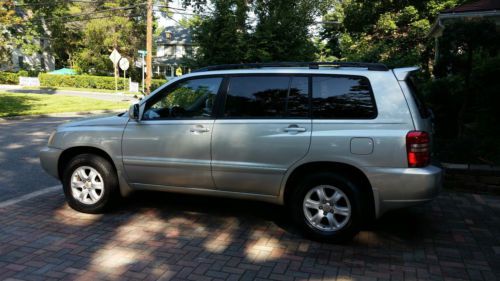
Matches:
[[0, 109, 126, 121]]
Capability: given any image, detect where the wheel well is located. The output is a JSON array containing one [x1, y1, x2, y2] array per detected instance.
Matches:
[[58, 146, 116, 179], [284, 162, 376, 221]]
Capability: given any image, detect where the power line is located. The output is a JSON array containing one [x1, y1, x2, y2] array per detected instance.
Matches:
[[14, 0, 106, 6]]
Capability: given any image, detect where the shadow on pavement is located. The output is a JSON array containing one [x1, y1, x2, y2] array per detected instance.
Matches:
[[3, 187, 499, 280]]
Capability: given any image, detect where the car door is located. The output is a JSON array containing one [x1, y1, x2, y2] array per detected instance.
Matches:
[[211, 75, 312, 196], [122, 76, 223, 189]]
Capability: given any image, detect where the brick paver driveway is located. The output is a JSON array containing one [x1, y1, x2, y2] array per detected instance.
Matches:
[[0, 189, 499, 281]]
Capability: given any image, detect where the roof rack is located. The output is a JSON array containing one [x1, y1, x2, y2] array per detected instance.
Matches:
[[193, 61, 390, 72]]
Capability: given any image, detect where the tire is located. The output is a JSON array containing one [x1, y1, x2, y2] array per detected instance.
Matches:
[[62, 153, 119, 213], [290, 172, 363, 242]]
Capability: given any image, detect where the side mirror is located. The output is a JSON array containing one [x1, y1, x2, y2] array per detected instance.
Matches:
[[128, 103, 140, 121]]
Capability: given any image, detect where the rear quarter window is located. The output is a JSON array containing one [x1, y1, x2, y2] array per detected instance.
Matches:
[[312, 75, 377, 119], [406, 73, 431, 119]]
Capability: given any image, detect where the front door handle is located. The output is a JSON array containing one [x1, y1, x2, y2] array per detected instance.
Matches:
[[284, 125, 307, 133], [190, 125, 210, 133]]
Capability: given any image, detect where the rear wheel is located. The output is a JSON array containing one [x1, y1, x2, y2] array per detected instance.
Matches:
[[62, 154, 119, 213], [290, 172, 363, 242]]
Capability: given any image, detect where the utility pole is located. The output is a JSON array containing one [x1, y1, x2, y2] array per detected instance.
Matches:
[[145, 0, 153, 94]]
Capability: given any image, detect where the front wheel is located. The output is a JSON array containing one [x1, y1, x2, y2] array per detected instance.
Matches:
[[290, 172, 363, 242], [62, 154, 119, 213]]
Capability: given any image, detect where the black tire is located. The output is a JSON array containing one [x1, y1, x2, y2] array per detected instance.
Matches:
[[62, 153, 119, 213], [290, 172, 363, 243]]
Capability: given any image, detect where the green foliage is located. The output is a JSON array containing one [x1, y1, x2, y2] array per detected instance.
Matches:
[[73, 9, 145, 76], [424, 19, 500, 164], [0, 72, 20, 85], [190, 0, 249, 66], [38, 74, 166, 92], [0, 0, 22, 67], [39, 74, 129, 90], [246, 0, 317, 62], [434, 20, 500, 78], [321, 0, 465, 68], [189, 0, 322, 66], [151, 79, 167, 91]]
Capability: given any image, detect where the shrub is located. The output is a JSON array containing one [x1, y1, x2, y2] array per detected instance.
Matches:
[[39, 74, 167, 92], [17, 70, 29, 77], [0, 71, 20, 84], [39, 73, 129, 90], [151, 79, 167, 91]]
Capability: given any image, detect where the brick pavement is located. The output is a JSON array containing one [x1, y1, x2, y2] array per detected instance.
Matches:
[[0, 189, 499, 281]]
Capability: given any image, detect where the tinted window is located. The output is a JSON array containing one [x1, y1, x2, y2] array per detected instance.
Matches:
[[223, 76, 310, 118], [224, 76, 290, 118], [287, 77, 309, 118], [312, 76, 376, 119], [406, 73, 430, 119], [143, 77, 222, 120]]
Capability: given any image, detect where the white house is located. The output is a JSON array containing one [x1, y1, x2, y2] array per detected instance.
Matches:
[[1, 7, 55, 72], [7, 38, 55, 72], [153, 25, 194, 78]]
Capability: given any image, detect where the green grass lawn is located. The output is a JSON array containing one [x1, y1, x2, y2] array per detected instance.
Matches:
[[0, 92, 130, 117]]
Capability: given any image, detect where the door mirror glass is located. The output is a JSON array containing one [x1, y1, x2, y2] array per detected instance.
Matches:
[[129, 103, 140, 121]]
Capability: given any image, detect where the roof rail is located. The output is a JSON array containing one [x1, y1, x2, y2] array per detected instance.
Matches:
[[193, 61, 390, 72]]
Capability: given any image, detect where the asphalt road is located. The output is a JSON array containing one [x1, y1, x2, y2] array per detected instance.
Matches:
[[0, 116, 83, 202]]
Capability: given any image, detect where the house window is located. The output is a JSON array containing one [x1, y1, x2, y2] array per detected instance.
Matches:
[[18, 56, 24, 69], [166, 45, 174, 56]]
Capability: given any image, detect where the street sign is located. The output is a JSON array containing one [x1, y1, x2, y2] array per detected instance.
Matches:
[[119, 58, 130, 71], [138, 50, 147, 55], [109, 49, 121, 65], [175, 67, 183, 76]]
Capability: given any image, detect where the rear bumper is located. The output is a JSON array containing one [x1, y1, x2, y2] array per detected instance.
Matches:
[[365, 165, 442, 217], [39, 146, 63, 180]]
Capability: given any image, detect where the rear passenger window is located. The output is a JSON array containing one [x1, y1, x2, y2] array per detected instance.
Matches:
[[224, 76, 308, 118], [312, 76, 376, 119]]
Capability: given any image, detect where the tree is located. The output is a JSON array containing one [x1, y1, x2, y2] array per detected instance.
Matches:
[[188, 0, 324, 66], [190, 0, 249, 66], [433, 20, 500, 137], [321, 0, 466, 68], [246, 0, 318, 62], [72, 1, 146, 76], [0, 0, 22, 68]]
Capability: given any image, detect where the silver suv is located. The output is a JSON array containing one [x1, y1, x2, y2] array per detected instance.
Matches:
[[40, 62, 442, 241]]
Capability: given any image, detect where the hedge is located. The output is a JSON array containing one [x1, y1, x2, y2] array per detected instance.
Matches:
[[151, 79, 167, 91], [0, 72, 20, 85], [39, 73, 129, 90], [39, 73, 167, 92]]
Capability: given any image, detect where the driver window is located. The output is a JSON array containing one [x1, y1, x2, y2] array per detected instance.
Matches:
[[143, 77, 223, 120]]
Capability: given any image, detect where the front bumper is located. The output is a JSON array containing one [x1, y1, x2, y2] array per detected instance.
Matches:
[[39, 147, 63, 179], [365, 165, 442, 217]]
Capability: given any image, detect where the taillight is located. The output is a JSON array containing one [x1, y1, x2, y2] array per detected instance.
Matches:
[[406, 131, 430, 168]]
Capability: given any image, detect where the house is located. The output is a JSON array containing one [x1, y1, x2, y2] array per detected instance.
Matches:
[[8, 38, 55, 72], [428, 0, 500, 59], [153, 25, 194, 78], [1, 7, 55, 72]]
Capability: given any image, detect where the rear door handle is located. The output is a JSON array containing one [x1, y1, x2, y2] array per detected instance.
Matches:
[[190, 125, 210, 133], [284, 125, 307, 133]]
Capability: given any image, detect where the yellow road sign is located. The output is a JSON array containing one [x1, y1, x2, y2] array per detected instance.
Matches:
[[175, 67, 183, 76]]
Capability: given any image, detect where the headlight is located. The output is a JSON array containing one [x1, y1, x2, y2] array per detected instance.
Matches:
[[47, 131, 56, 146]]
